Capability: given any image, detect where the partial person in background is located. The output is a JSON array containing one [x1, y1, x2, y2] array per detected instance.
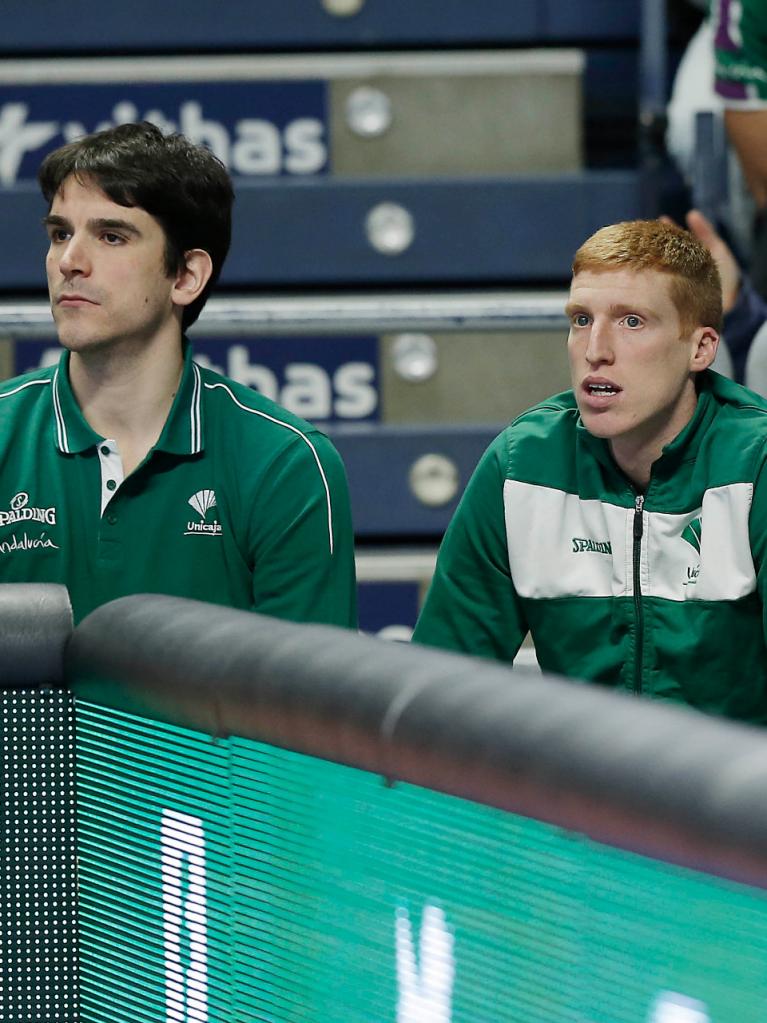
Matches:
[[681, 207, 767, 384], [713, 0, 767, 297], [666, 0, 753, 258], [0, 121, 357, 626], [413, 219, 767, 723]]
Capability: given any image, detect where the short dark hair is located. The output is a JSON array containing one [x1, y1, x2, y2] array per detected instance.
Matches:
[[38, 121, 234, 330]]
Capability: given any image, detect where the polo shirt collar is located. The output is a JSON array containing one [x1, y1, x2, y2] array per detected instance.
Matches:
[[153, 341, 205, 456], [51, 341, 205, 456], [51, 353, 101, 454]]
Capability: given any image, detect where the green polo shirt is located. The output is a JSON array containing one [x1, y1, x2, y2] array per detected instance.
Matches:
[[0, 345, 357, 626]]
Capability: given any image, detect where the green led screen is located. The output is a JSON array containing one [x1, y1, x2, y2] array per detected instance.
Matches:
[[74, 700, 767, 1023]]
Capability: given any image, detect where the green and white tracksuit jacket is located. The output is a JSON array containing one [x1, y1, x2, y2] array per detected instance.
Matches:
[[413, 371, 767, 723]]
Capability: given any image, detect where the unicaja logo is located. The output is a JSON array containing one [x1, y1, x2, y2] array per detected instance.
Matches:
[[0, 491, 56, 527], [681, 517, 702, 554], [681, 516, 702, 587], [185, 489, 222, 537], [189, 489, 216, 518]]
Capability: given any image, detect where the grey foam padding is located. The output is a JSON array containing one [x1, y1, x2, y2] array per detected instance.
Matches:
[[0, 583, 73, 687], [69, 593, 767, 889]]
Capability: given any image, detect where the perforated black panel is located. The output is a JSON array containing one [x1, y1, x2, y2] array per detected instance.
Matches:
[[1, 689, 78, 1023]]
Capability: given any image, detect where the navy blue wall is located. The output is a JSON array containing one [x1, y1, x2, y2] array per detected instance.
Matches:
[[0, 1, 640, 54], [3, 173, 641, 291]]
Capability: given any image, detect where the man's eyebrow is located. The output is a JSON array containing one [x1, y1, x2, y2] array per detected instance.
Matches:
[[42, 214, 69, 230], [89, 217, 142, 236], [564, 301, 588, 317], [42, 214, 142, 236], [608, 303, 651, 318], [564, 301, 653, 318]]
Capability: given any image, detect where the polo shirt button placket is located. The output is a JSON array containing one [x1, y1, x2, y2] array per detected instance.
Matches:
[[97, 441, 125, 524], [98, 499, 121, 560]]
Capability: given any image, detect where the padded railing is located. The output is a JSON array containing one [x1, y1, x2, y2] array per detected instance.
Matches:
[[0, 581, 72, 686], [69, 594, 767, 890]]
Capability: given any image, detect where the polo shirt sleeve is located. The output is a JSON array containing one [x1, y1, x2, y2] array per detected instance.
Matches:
[[412, 433, 528, 662], [248, 431, 357, 629]]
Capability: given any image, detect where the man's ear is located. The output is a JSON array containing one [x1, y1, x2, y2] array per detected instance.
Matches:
[[690, 326, 720, 373], [171, 249, 213, 310]]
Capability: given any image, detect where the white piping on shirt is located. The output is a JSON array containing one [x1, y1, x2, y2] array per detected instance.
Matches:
[[204, 381, 335, 555], [190, 363, 202, 454], [0, 378, 50, 399], [51, 369, 70, 453], [0, 378, 65, 449]]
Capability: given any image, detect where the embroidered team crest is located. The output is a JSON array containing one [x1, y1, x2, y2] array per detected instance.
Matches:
[[681, 516, 702, 588], [188, 489, 216, 518], [681, 517, 702, 554], [185, 489, 222, 536]]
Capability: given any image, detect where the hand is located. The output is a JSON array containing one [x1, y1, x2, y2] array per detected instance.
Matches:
[[682, 210, 742, 314]]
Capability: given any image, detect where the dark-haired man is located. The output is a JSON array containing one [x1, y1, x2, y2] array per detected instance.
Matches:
[[414, 219, 767, 722], [0, 122, 356, 626]]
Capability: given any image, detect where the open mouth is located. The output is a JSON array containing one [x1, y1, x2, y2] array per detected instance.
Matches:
[[586, 383, 620, 397]]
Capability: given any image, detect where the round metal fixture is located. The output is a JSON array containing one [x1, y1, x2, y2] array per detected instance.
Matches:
[[408, 454, 460, 508], [345, 86, 393, 138], [321, 0, 365, 15], [391, 333, 438, 383], [365, 202, 415, 256]]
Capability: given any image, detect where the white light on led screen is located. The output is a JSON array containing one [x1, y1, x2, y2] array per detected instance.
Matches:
[[161, 810, 209, 1023], [396, 903, 455, 1022], [648, 991, 711, 1023]]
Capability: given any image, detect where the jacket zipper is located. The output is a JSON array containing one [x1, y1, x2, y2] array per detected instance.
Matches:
[[633, 494, 645, 694]]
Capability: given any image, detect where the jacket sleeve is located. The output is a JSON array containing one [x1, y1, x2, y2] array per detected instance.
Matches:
[[412, 434, 528, 662], [749, 448, 767, 649], [248, 431, 357, 628]]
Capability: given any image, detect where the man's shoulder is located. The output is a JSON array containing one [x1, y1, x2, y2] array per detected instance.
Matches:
[[0, 365, 55, 407], [508, 389, 579, 431], [696, 373, 767, 485], [195, 362, 335, 460], [707, 371, 767, 423], [479, 389, 580, 485], [495, 389, 580, 452], [197, 363, 321, 430]]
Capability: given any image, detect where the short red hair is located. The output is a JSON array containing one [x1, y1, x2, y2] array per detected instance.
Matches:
[[573, 219, 722, 333]]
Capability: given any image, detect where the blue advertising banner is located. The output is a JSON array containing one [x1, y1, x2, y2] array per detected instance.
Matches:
[[13, 335, 379, 424], [13, 339, 59, 374], [0, 80, 327, 186], [194, 335, 379, 423]]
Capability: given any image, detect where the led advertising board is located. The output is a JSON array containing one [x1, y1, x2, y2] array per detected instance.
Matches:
[[74, 700, 767, 1023]]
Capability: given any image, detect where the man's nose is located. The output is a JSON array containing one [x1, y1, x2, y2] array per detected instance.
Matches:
[[585, 321, 614, 365], [57, 235, 91, 277]]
